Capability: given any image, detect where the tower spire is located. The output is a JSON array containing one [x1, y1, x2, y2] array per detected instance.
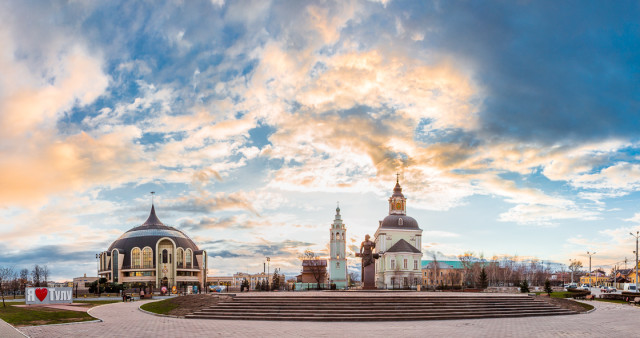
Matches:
[[151, 191, 155, 205]]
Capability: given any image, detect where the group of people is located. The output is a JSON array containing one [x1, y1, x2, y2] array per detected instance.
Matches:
[[121, 289, 145, 302]]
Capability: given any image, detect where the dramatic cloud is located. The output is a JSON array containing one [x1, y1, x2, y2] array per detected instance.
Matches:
[[1, 0, 639, 279]]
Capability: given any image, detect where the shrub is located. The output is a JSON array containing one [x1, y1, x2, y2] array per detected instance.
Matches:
[[519, 280, 530, 293]]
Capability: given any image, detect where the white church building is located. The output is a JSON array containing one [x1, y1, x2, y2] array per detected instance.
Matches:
[[328, 205, 348, 289], [374, 178, 423, 289]]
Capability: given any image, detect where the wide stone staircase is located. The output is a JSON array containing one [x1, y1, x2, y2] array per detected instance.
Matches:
[[185, 294, 577, 321]]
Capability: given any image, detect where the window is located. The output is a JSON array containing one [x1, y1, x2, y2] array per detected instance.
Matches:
[[177, 248, 184, 268], [162, 249, 168, 264], [414, 260, 418, 270], [131, 248, 141, 268], [336, 262, 340, 268], [331, 233, 334, 240], [186, 249, 192, 268], [391, 260, 395, 269], [143, 248, 152, 268], [424, 272, 427, 277], [403, 259, 408, 269]]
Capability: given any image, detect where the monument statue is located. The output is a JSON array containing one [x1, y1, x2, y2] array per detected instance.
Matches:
[[356, 234, 380, 289], [360, 234, 376, 267]]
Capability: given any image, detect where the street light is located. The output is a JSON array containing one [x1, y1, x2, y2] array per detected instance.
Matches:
[[631, 231, 639, 292], [586, 251, 596, 286]]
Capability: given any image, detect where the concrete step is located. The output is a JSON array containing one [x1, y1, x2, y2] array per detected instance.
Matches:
[[186, 310, 576, 321], [201, 304, 556, 311], [185, 295, 575, 321], [194, 308, 566, 316]]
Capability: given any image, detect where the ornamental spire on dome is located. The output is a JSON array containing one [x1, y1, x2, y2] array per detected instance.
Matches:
[[389, 174, 406, 215], [143, 192, 164, 226]]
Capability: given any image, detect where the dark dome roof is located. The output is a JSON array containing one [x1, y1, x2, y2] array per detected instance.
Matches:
[[379, 214, 420, 229], [107, 205, 199, 253]]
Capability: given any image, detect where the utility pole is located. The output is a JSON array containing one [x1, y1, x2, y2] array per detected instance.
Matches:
[[631, 231, 639, 292], [586, 251, 596, 286]]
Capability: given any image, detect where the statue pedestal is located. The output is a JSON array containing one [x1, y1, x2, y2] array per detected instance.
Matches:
[[362, 263, 376, 290]]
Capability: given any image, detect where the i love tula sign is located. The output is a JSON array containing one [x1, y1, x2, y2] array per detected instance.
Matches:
[[25, 287, 73, 305]]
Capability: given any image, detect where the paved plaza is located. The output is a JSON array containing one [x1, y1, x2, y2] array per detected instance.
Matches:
[[8, 293, 639, 338]]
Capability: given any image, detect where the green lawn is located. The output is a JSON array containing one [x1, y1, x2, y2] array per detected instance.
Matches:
[[594, 298, 629, 305], [534, 291, 574, 298], [574, 301, 595, 311], [140, 299, 179, 315], [0, 305, 94, 327], [0, 300, 118, 327]]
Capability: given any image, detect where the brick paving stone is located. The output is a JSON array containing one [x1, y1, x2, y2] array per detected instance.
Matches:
[[18, 295, 640, 338], [0, 318, 26, 337]]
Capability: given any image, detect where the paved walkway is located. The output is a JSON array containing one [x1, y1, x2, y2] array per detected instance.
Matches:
[[18, 297, 640, 337], [0, 318, 26, 338]]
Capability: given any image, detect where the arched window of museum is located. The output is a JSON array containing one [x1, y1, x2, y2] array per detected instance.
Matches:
[[186, 249, 192, 268], [162, 249, 168, 264], [142, 247, 153, 268], [177, 248, 184, 268], [131, 247, 141, 268]]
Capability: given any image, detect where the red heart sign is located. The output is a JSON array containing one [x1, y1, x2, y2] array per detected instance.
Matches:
[[35, 288, 48, 302]]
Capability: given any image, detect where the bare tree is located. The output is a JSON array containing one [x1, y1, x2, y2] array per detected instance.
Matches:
[[0, 266, 16, 307], [299, 249, 326, 290], [19, 268, 29, 294], [42, 265, 50, 286], [31, 264, 42, 287], [458, 252, 476, 289], [569, 260, 583, 283], [348, 271, 359, 286], [431, 253, 439, 290]]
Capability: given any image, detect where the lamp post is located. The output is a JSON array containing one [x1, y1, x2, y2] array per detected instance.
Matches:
[[631, 231, 639, 292], [266, 257, 270, 291], [586, 251, 596, 286]]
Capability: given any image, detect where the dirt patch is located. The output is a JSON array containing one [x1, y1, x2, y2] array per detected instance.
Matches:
[[535, 296, 591, 313], [164, 294, 231, 317]]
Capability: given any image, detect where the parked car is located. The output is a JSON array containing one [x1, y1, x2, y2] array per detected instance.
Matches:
[[579, 284, 590, 290], [565, 283, 578, 290], [600, 286, 616, 293]]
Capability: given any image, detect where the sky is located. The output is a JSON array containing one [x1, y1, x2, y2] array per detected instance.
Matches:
[[1, 0, 640, 282]]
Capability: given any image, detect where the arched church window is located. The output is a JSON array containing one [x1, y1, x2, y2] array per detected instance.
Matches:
[[337, 262, 340, 268], [177, 248, 184, 268], [162, 249, 168, 264], [132, 248, 141, 268], [398, 218, 403, 226], [143, 247, 153, 268]]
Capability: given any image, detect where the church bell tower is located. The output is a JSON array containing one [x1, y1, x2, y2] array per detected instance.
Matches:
[[329, 204, 348, 289]]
